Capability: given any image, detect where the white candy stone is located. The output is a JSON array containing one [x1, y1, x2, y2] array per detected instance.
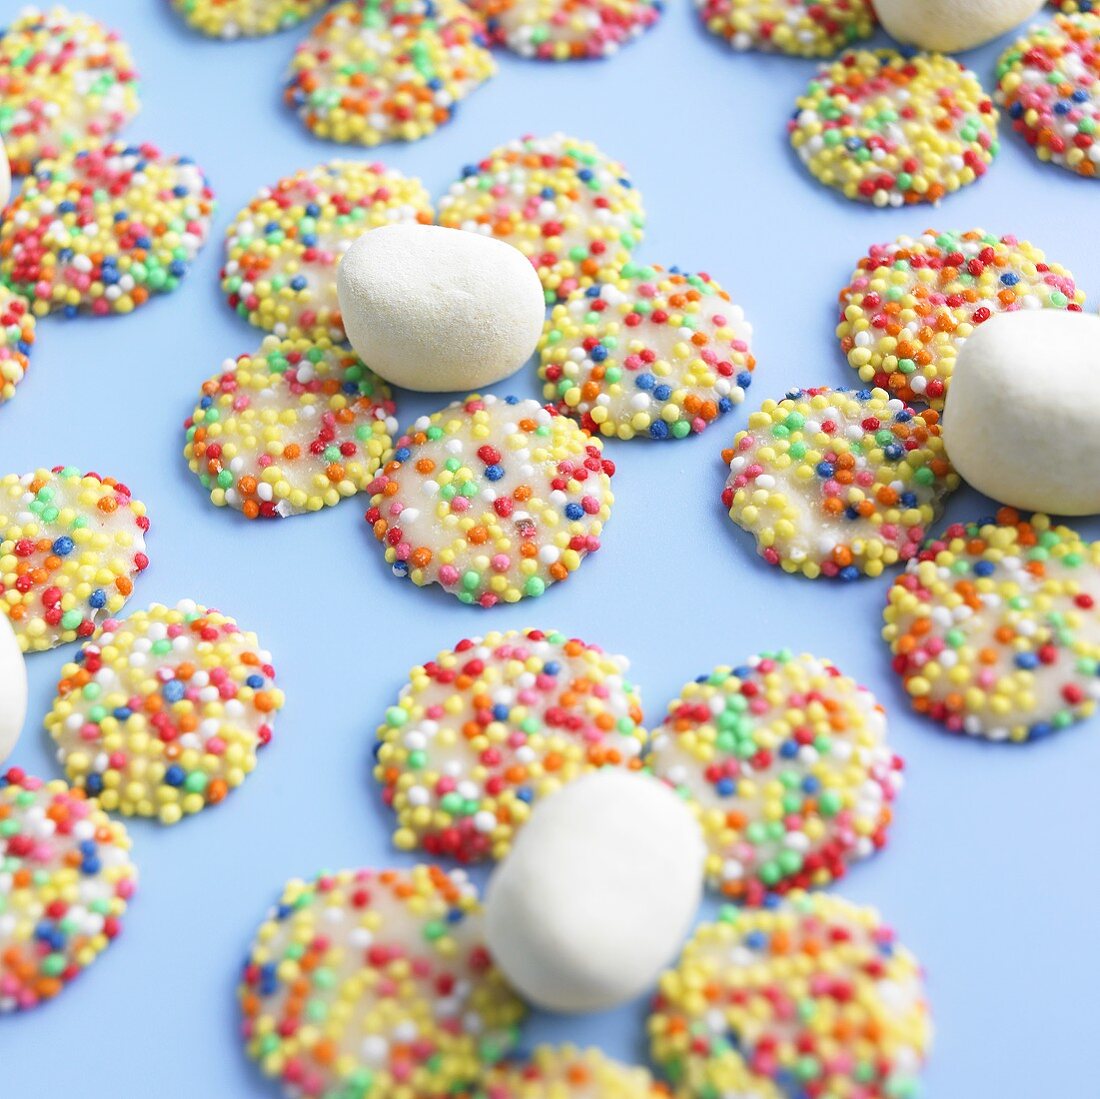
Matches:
[[873, 0, 1043, 52], [943, 311, 1100, 515], [0, 613, 27, 763], [484, 770, 705, 1014], [337, 223, 545, 393]]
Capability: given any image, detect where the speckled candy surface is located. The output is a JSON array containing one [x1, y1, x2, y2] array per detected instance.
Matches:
[[996, 13, 1100, 178], [475, 1046, 672, 1097], [0, 141, 215, 318], [883, 510, 1100, 743], [0, 467, 149, 654], [436, 133, 646, 303], [837, 229, 1084, 407], [539, 262, 754, 441], [789, 50, 999, 207], [0, 769, 137, 1014], [650, 651, 901, 903], [184, 336, 398, 520], [45, 600, 284, 823], [723, 388, 958, 581], [0, 6, 140, 176], [374, 628, 646, 862], [239, 864, 525, 1098], [284, 0, 496, 147], [696, 0, 875, 57], [221, 160, 433, 343], [365, 395, 615, 606], [649, 892, 931, 1099], [0, 286, 34, 408], [170, 0, 329, 37]]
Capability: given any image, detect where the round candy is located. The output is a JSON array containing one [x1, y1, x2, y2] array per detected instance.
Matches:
[[472, 0, 662, 59], [0, 769, 136, 1014], [649, 892, 931, 1099], [374, 629, 646, 862], [476, 1047, 672, 1097], [0, 286, 35, 408], [220, 160, 433, 342], [539, 262, 754, 441], [365, 395, 615, 606], [184, 336, 398, 520], [0, 141, 215, 319], [284, 0, 495, 147], [170, 0, 329, 37], [722, 387, 958, 581], [650, 651, 901, 904], [837, 229, 1085, 408], [1052, 0, 1097, 11], [883, 510, 1100, 743], [436, 133, 646, 303], [45, 600, 284, 824], [789, 49, 999, 208], [695, 0, 875, 57], [239, 865, 525, 1098], [0, 7, 139, 176], [996, 13, 1100, 179], [0, 467, 149, 654]]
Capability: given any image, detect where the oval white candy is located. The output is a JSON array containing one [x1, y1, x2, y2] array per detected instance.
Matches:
[[337, 223, 545, 393], [484, 769, 705, 1014], [0, 613, 27, 763], [943, 311, 1100, 515], [873, 0, 1043, 52]]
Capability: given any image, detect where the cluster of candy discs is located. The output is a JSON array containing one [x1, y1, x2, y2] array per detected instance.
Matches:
[[239, 864, 525, 1098], [723, 387, 958, 580], [184, 336, 398, 519], [789, 50, 999, 207], [365, 395, 615, 606], [45, 600, 284, 824], [539, 262, 755, 440], [649, 892, 931, 1099], [374, 628, 646, 862], [650, 651, 902, 903], [0, 467, 149, 654], [220, 160, 433, 342], [884, 510, 1100, 743], [170, 0, 328, 38], [0, 6, 139, 174], [437, 133, 646, 302], [0, 769, 136, 1015], [696, 0, 875, 57], [0, 287, 34, 407], [837, 229, 1084, 407]]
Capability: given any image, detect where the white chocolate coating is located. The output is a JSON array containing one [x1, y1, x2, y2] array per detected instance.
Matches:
[[873, 0, 1043, 52], [0, 612, 26, 763]]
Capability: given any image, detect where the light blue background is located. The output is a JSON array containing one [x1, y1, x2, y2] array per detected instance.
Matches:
[[1, 3, 1098, 1096]]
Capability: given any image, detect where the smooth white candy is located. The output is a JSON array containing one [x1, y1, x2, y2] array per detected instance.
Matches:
[[337, 223, 545, 393], [484, 770, 706, 1014], [0, 614, 27, 763], [873, 0, 1043, 51], [943, 311, 1100, 515]]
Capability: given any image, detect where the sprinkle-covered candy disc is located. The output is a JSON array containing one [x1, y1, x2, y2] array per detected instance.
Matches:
[[883, 510, 1100, 743], [0, 7, 140, 176], [0, 286, 35, 407], [789, 50, 999, 207], [649, 892, 931, 1099], [284, 0, 496, 147], [0, 141, 215, 318], [696, 0, 875, 58], [221, 160, 433, 342], [996, 13, 1100, 178], [365, 395, 615, 606], [437, 133, 646, 303], [239, 865, 525, 1098], [472, 0, 662, 59], [0, 769, 136, 1014], [837, 230, 1085, 407], [650, 652, 901, 903], [374, 629, 645, 862], [184, 336, 398, 520], [170, 0, 329, 38], [45, 600, 284, 824], [476, 1046, 673, 1097], [539, 262, 754, 441], [722, 388, 958, 581], [0, 467, 149, 654]]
